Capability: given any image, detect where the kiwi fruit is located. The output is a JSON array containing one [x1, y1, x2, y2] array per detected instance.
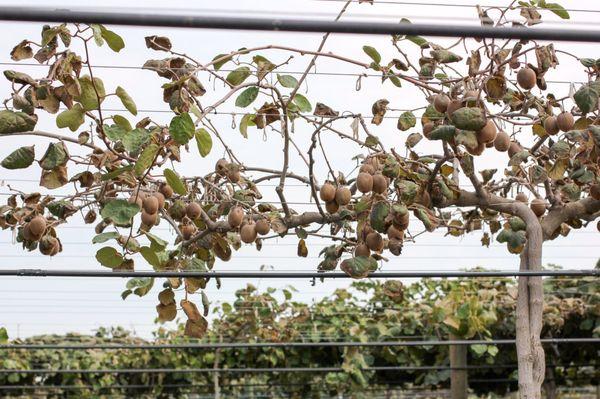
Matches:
[[515, 192, 528, 203], [366, 156, 380, 171], [186, 202, 202, 220], [590, 183, 600, 200], [168, 199, 186, 221], [365, 232, 384, 252], [556, 112, 574, 132], [156, 303, 177, 322], [255, 219, 270, 235], [39, 235, 60, 256], [597, 220, 600, 233], [509, 57, 520, 69], [446, 99, 462, 117], [355, 243, 370, 257], [387, 225, 404, 241], [141, 210, 158, 226], [215, 158, 229, 176], [356, 172, 374, 193], [28, 216, 46, 240], [153, 192, 165, 210], [227, 206, 244, 228], [240, 223, 257, 243], [181, 224, 197, 240], [359, 163, 375, 175], [325, 200, 339, 214], [530, 198, 546, 217], [388, 239, 403, 256], [159, 183, 174, 199], [335, 186, 351, 206], [478, 120, 497, 144], [22, 224, 34, 241], [128, 194, 143, 208], [142, 196, 159, 214], [516, 67, 536, 90], [394, 212, 410, 230], [372, 174, 388, 194], [319, 182, 336, 202], [467, 141, 485, 156], [158, 288, 175, 306], [493, 131, 510, 152], [423, 122, 435, 139], [433, 94, 450, 113], [508, 141, 522, 158], [543, 116, 559, 136]]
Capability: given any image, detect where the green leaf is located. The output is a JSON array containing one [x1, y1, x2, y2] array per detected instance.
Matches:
[[362, 46, 381, 64], [103, 124, 127, 141], [195, 128, 212, 157], [140, 246, 162, 269], [212, 53, 232, 70], [145, 232, 168, 251], [90, 24, 104, 46], [397, 111, 416, 131], [75, 75, 105, 111], [430, 49, 462, 64], [341, 256, 377, 279], [239, 114, 255, 138], [134, 143, 159, 176], [573, 85, 598, 114], [276, 74, 298, 88], [226, 67, 251, 86], [1, 145, 35, 169], [39, 142, 68, 170], [541, 2, 569, 19], [0, 110, 37, 134], [292, 93, 312, 113], [115, 86, 137, 115], [100, 25, 125, 52], [101, 165, 133, 181], [470, 344, 488, 356], [113, 115, 132, 131], [56, 103, 85, 131], [92, 231, 120, 244], [429, 125, 456, 141], [127, 277, 154, 297], [122, 128, 149, 154], [0, 327, 8, 343], [95, 246, 124, 268], [451, 107, 487, 131], [164, 168, 187, 195], [235, 87, 259, 108], [455, 129, 478, 149], [100, 199, 140, 226], [370, 202, 389, 233], [169, 113, 195, 144]]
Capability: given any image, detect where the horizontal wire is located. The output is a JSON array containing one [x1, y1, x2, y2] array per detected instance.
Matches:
[[1, 337, 597, 350], [0, 269, 598, 278]]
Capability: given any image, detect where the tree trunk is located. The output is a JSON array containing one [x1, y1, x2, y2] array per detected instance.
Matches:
[[516, 217, 545, 399], [450, 333, 468, 399], [543, 366, 557, 399]]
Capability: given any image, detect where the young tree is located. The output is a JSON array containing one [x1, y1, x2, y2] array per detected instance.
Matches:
[[0, 2, 598, 398]]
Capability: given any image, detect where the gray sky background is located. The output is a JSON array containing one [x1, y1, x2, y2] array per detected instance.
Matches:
[[0, 0, 598, 339]]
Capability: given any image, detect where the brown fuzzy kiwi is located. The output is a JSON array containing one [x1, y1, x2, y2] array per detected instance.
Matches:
[[355, 243, 370, 257], [159, 183, 174, 199], [366, 156, 380, 171], [556, 112, 575, 132], [356, 172, 374, 193], [463, 90, 479, 101], [509, 57, 520, 69], [240, 223, 257, 243], [335, 186, 352, 206], [158, 289, 175, 306], [417, 189, 432, 208], [186, 202, 202, 220], [156, 303, 177, 322], [325, 200, 339, 214], [507, 141, 522, 158], [515, 192, 528, 203], [359, 163, 375, 175], [365, 232, 384, 252], [433, 94, 450, 113], [319, 182, 336, 202], [215, 158, 229, 176], [543, 116, 559, 136], [181, 224, 197, 240], [590, 183, 600, 200], [516, 67, 536, 90], [467, 141, 486, 156], [395, 212, 410, 230], [423, 122, 435, 139], [141, 210, 158, 226], [128, 194, 143, 208], [227, 206, 244, 228], [228, 168, 241, 183], [388, 239, 403, 256], [387, 225, 404, 241], [153, 192, 165, 210], [28, 216, 46, 240], [446, 99, 463, 117], [142, 196, 159, 214], [530, 198, 546, 217], [255, 219, 270, 235], [493, 131, 510, 152], [22, 224, 34, 241], [39, 235, 59, 256], [477, 120, 497, 144], [372, 174, 388, 194]]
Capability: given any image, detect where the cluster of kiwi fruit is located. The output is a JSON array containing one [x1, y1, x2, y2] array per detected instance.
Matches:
[[22, 215, 62, 256], [214, 158, 241, 183], [355, 204, 408, 258], [129, 186, 169, 231], [226, 205, 271, 244], [515, 192, 547, 218]]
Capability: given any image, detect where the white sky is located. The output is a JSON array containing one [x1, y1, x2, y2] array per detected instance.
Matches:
[[0, 0, 598, 339]]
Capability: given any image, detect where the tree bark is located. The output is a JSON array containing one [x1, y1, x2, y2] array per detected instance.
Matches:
[[450, 333, 468, 399]]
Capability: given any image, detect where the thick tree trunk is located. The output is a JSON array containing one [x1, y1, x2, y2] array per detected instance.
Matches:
[[450, 333, 468, 399], [516, 218, 545, 399]]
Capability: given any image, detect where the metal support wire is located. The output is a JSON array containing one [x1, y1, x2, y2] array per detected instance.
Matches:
[[0, 269, 597, 279], [1, 338, 598, 350], [2, 7, 600, 42]]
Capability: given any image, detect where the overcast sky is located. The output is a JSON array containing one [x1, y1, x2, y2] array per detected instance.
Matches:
[[0, 0, 598, 339]]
